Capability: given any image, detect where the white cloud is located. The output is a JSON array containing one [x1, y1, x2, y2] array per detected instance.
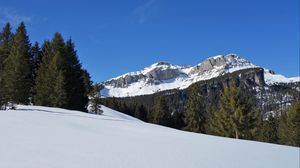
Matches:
[[133, 0, 157, 24], [0, 8, 32, 27]]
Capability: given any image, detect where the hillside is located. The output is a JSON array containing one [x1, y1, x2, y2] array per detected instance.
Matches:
[[0, 105, 298, 168]]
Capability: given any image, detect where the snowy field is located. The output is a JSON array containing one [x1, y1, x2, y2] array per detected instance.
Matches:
[[0, 105, 299, 168]]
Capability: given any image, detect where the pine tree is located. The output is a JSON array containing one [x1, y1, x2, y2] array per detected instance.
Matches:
[[0, 23, 13, 72], [33, 41, 54, 106], [0, 23, 13, 108], [184, 86, 206, 133], [89, 84, 102, 114], [48, 53, 67, 107], [135, 104, 147, 121], [257, 115, 279, 143], [3, 22, 32, 105], [33, 33, 91, 111], [278, 100, 300, 147], [33, 33, 66, 107], [31, 42, 41, 80], [63, 39, 89, 111], [211, 86, 258, 139], [152, 96, 171, 126], [81, 69, 92, 110]]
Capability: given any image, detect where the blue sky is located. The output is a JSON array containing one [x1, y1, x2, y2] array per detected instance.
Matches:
[[0, 0, 299, 82]]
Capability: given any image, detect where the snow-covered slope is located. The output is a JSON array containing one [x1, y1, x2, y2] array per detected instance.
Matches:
[[264, 69, 300, 85], [101, 54, 299, 97], [0, 105, 298, 168]]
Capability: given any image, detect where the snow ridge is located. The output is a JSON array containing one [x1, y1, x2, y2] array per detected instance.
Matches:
[[101, 54, 299, 97]]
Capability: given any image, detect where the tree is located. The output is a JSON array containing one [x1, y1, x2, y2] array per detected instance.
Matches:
[[0, 23, 13, 73], [152, 96, 171, 126], [47, 53, 67, 107], [33, 33, 91, 111], [3, 22, 32, 104], [33, 33, 66, 107], [211, 86, 258, 139], [33, 41, 54, 106], [81, 69, 92, 110], [89, 84, 103, 114], [184, 86, 206, 133], [31, 42, 41, 80], [63, 39, 89, 111], [0, 23, 13, 108], [278, 100, 300, 147], [135, 104, 148, 122], [257, 114, 279, 144]]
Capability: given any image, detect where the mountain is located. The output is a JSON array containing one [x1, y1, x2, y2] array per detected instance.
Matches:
[[0, 105, 298, 168], [101, 54, 299, 97]]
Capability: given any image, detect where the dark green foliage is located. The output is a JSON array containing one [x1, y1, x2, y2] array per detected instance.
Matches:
[[0, 23, 13, 108], [0, 23, 90, 111], [210, 86, 258, 139], [48, 53, 67, 107], [81, 69, 93, 106], [134, 104, 147, 121], [2, 22, 32, 104], [63, 39, 89, 111], [89, 84, 103, 114], [278, 100, 300, 147], [152, 96, 172, 126], [31, 42, 41, 80], [257, 115, 279, 144], [33, 34, 65, 107], [184, 85, 206, 133], [33, 41, 55, 106], [33, 33, 91, 111]]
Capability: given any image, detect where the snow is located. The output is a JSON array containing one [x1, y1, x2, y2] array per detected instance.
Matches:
[[264, 69, 300, 85], [101, 54, 299, 97], [101, 54, 258, 97], [0, 105, 299, 168], [111, 61, 190, 80]]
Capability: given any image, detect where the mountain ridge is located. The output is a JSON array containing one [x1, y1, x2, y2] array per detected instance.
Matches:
[[101, 54, 299, 97]]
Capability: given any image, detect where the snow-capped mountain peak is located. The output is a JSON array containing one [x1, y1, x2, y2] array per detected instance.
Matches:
[[189, 53, 256, 75], [101, 54, 299, 97]]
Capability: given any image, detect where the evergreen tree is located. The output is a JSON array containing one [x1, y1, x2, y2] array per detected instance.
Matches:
[[33, 33, 66, 107], [257, 115, 279, 143], [33, 41, 54, 105], [3, 22, 32, 104], [63, 39, 89, 111], [152, 96, 171, 126], [31, 42, 41, 80], [47, 53, 67, 107], [211, 86, 258, 139], [0, 23, 13, 108], [33, 34, 91, 111], [89, 84, 103, 114], [278, 100, 300, 147], [81, 69, 92, 110], [135, 104, 147, 121], [0, 23, 13, 72], [184, 86, 206, 133]]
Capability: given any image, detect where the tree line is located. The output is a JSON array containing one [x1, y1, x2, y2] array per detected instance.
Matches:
[[102, 84, 300, 147], [0, 22, 93, 111]]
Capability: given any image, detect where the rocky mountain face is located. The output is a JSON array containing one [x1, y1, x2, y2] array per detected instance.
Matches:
[[100, 54, 299, 97], [101, 67, 299, 125]]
